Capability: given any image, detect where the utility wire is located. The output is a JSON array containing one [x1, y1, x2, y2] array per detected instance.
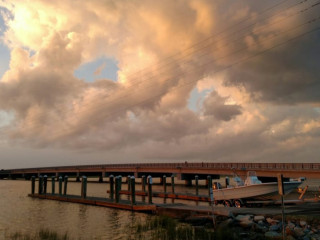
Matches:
[[1, 0, 319, 140]]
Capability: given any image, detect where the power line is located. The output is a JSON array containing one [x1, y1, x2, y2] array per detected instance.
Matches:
[[1, 1, 319, 141]]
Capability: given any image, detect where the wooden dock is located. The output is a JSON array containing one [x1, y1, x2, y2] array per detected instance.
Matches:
[[29, 193, 156, 212], [109, 190, 211, 202]]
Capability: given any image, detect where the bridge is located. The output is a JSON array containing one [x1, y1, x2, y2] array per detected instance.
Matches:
[[1, 162, 320, 184]]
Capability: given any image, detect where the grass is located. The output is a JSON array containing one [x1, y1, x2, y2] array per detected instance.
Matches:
[[8, 229, 69, 240], [126, 215, 249, 240]]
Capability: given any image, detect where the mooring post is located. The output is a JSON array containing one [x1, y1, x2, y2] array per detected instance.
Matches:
[[142, 175, 146, 192], [58, 176, 63, 195], [109, 175, 114, 200], [225, 176, 230, 188], [38, 175, 43, 194], [63, 176, 68, 195], [131, 176, 136, 205], [127, 175, 131, 191], [43, 175, 48, 194], [31, 176, 35, 194], [147, 175, 153, 204], [171, 174, 175, 194], [163, 175, 167, 194], [119, 175, 122, 190], [195, 175, 199, 196], [115, 176, 120, 203], [99, 175, 103, 183], [207, 175, 212, 197], [81, 176, 87, 198], [51, 176, 55, 194]]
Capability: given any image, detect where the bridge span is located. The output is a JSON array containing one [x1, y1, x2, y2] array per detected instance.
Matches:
[[1, 162, 319, 182]]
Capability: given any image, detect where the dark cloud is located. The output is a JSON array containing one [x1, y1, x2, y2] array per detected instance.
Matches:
[[202, 91, 242, 121]]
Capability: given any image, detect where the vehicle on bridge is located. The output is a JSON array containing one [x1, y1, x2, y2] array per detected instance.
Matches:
[[212, 171, 302, 208]]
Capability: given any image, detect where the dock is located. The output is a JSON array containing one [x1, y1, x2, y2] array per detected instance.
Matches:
[[29, 193, 156, 212]]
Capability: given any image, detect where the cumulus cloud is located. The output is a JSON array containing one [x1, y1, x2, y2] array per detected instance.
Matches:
[[0, 0, 319, 164]]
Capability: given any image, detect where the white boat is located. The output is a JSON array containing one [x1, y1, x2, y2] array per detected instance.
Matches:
[[212, 171, 302, 207]]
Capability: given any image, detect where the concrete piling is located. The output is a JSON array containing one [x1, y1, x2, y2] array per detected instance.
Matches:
[[147, 175, 153, 204], [63, 176, 68, 195], [31, 176, 35, 194], [51, 176, 55, 194], [109, 175, 114, 200], [81, 176, 87, 198], [58, 176, 63, 195]]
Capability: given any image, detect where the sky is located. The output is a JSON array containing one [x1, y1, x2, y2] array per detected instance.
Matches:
[[0, 0, 319, 169]]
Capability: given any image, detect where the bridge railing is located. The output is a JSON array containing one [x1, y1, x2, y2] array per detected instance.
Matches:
[[5, 162, 320, 174]]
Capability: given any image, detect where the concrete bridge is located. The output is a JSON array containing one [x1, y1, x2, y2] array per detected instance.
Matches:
[[1, 162, 320, 184]]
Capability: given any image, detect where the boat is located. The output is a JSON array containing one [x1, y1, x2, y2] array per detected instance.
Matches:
[[212, 171, 302, 207]]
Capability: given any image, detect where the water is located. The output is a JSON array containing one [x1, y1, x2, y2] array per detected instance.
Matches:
[[0, 177, 318, 239], [0, 180, 150, 240], [0, 178, 212, 239]]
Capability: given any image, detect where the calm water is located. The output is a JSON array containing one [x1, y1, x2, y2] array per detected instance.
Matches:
[[0, 178, 318, 239], [0, 180, 151, 240], [0, 178, 211, 240]]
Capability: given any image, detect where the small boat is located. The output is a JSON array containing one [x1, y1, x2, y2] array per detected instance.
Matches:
[[212, 171, 302, 207]]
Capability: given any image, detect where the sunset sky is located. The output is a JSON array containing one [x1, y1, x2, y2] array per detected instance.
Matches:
[[0, 0, 319, 168]]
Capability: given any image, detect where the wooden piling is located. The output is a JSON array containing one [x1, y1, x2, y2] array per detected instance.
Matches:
[[141, 175, 146, 192], [207, 175, 212, 197], [147, 175, 153, 204], [38, 175, 43, 194], [31, 176, 35, 194], [131, 176, 135, 205], [43, 175, 48, 194], [63, 176, 68, 195], [109, 175, 114, 200], [58, 176, 62, 195], [51, 176, 55, 194], [81, 176, 87, 198], [115, 176, 120, 203], [195, 175, 199, 196], [163, 175, 167, 194], [171, 175, 175, 194], [127, 175, 131, 191], [119, 176, 122, 190]]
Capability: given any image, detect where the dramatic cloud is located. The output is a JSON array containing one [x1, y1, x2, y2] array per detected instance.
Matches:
[[0, 0, 319, 166]]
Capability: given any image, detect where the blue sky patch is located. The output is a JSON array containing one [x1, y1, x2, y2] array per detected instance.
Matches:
[[74, 57, 119, 82], [188, 87, 213, 112]]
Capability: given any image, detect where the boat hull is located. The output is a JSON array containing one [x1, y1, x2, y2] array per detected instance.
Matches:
[[212, 181, 301, 201]]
